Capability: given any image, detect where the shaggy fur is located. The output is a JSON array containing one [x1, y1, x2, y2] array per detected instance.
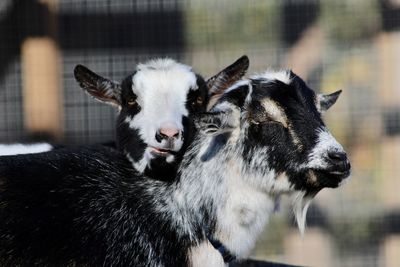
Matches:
[[0, 56, 249, 182], [0, 70, 350, 267]]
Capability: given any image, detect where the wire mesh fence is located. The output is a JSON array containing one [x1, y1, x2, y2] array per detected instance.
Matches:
[[0, 0, 399, 266]]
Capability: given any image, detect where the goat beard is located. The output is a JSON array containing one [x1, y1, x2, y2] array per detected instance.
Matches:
[[292, 190, 318, 236]]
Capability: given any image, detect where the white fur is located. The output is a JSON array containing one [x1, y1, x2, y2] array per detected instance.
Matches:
[[216, 165, 274, 257], [251, 70, 292, 85], [0, 143, 53, 156], [172, 72, 345, 263], [178, 93, 342, 260], [126, 153, 148, 174], [224, 80, 250, 94], [306, 128, 345, 170], [126, 58, 198, 167], [260, 99, 288, 127], [292, 191, 313, 236], [189, 242, 225, 267], [176, 122, 295, 260]]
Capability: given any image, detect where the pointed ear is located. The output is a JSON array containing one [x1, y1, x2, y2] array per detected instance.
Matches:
[[206, 55, 249, 98], [74, 65, 122, 107], [194, 108, 239, 136], [318, 90, 342, 112]]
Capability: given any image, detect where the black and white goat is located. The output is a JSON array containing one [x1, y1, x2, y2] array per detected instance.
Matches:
[[0, 70, 350, 267], [0, 56, 249, 179]]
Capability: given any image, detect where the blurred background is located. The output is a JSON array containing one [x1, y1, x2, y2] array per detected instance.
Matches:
[[0, 0, 399, 266]]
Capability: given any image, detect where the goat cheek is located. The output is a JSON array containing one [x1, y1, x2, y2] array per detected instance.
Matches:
[[246, 125, 270, 148]]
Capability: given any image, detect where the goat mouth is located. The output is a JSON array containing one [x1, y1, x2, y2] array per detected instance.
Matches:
[[312, 168, 350, 185], [149, 147, 177, 157]]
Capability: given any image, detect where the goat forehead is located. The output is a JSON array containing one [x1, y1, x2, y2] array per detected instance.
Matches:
[[216, 73, 320, 122], [132, 69, 197, 116], [132, 66, 198, 98], [259, 98, 288, 126]]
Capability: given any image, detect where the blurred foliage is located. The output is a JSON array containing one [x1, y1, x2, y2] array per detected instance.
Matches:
[[252, 214, 287, 257], [185, 1, 280, 50], [184, 1, 397, 265], [321, 0, 381, 44], [186, 0, 382, 49], [331, 217, 379, 252]]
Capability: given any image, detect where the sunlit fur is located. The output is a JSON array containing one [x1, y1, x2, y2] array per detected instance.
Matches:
[[0, 70, 349, 266], [122, 59, 199, 173], [251, 70, 292, 85], [0, 143, 53, 155], [0, 59, 207, 179], [0, 57, 249, 182]]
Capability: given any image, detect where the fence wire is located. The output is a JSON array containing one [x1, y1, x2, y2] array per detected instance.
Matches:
[[0, 1, 399, 266]]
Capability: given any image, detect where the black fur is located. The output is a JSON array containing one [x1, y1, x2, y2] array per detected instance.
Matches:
[[74, 57, 249, 181], [240, 76, 348, 193], [0, 70, 349, 267], [0, 146, 199, 267]]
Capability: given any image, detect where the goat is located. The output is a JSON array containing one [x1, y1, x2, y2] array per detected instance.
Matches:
[[0, 56, 249, 180], [0, 69, 350, 267]]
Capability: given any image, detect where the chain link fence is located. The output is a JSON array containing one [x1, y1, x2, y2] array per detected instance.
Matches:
[[0, 0, 399, 266]]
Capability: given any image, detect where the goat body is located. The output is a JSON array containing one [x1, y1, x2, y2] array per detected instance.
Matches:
[[0, 70, 350, 267], [0, 146, 195, 266]]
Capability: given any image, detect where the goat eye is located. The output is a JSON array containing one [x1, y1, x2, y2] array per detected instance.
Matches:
[[127, 98, 137, 106], [196, 97, 203, 105], [250, 118, 283, 127], [192, 97, 203, 107]]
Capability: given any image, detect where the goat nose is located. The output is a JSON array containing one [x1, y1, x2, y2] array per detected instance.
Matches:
[[327, 151, 351, 172], [155, 128, 180, 142], [328, 151, 346, 162], [161, 128, 180, 138]]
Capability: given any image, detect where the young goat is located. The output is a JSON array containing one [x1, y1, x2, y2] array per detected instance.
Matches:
[[0, 56, 249, 179], [0, 70, 350, 267]]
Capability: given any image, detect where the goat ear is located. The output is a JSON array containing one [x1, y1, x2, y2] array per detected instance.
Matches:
[[194, 109, 239, 136], [74, 65, 122, 107], [317, 90, 342, 112], [206, 55, 249, 98]]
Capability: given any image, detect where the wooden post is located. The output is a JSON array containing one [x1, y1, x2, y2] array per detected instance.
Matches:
[[21, 0, 63, 140], [382, 235, 400, 267], [283, 25, 324, 80], [284, 228, 334, 267]]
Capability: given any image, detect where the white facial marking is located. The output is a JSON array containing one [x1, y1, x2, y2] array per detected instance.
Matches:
[[124, 59, 198, 170], [307, 128, 345, 169], [260, 99, 288, 127], [0, 143, 53, 156]]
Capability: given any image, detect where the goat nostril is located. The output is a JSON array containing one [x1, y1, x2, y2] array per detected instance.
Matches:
[[328, 151, 347, 163], [173, 131, 180, 138], [155, 131, 164, 143]]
